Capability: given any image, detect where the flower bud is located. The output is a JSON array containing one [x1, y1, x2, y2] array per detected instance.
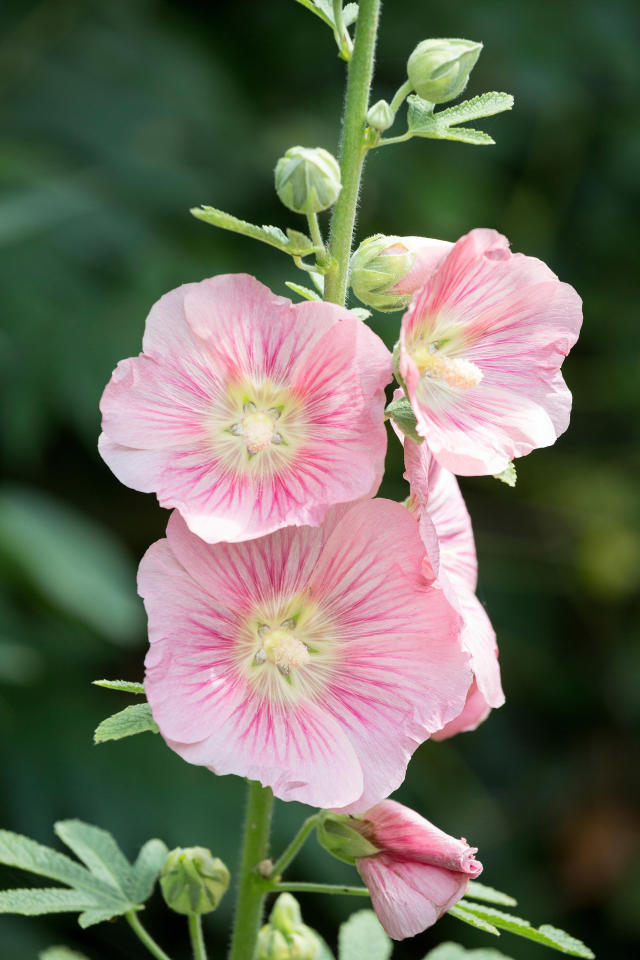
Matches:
[[366, 99, 394, 133], [275, 147, 342, 215], [350, 234, 452, 312], [257, 895, 321, 960], [407, 38, 483, 104], [317, 814, 379, 865], [270, 892, 302, 935], [160, 847, 230, 915]]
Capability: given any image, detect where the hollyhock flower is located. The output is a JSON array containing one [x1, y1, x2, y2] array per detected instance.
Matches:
[[350, 234, 452, 312], [354, 800, 482, 939], [138, 499, 472, 811], [403, 436, 504, 738], [399, 228, 582, 475], [99, 274, 392, 544]]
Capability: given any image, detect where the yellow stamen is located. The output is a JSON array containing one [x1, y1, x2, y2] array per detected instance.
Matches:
[[242, 410, 277, 454], [262, 628, 310, 674], [412, 345, 483, 390]]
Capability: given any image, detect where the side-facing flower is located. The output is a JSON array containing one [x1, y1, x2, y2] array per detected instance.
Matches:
[[399, 229, 582, 475], [99, 274, 392, 544], [323, 801, 482, 940], [139, 499, 471, 811], [350, 234, 452, 312], [403, 435, 504, 738]]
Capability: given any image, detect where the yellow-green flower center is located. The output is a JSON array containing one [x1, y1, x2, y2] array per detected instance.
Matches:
[[255, 621, 310, 675], [412, 343, 482, 390], [229, 402, 283, 456]]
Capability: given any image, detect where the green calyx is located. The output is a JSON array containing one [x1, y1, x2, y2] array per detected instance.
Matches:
[[349, 234, 417, 311], [160, 846, 230, 916], [316, 814, 379, 866], [407, 38, 483, 104], [275, 146, 342, 215]]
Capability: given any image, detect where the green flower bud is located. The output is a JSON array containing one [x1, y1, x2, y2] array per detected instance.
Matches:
[[257, 922, 320, 960], [160, 847, 230, 915], [350, 234, 417, 312], [270, 892, 303, 935], [316, 814, 379, 866], [366, 99, 394, 133], [407, 38, 483, 104], [275, 147, 341, 215]]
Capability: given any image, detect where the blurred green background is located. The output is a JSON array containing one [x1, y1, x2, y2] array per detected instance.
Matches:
[[1, 0, 638, 957]]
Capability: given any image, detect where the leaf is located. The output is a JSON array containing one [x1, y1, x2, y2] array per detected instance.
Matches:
[[457, 903, 595, 958], [406, 96, 496, 147], [54, 821, 135, 899], [466, 880, 518, 907], [41, 948, 91, 960], [285, 281, 322, 302], [448, 904, 500, 936], [313, 933, 337, 960], [0, 888, 98, 916], [424, 944, 516, 960], [343, 3, 359, 27], [350, 307, 372, 321], [94, 703, 159, 744], [339, 910, 392, 960], [436, 92, 514, 126], [441, 128, 495, 146], [190, 206, 318, 257], [92, 679, 145, 695], [385, 396, 423, 444], [78, 905, 135, 929], [130, 839, 170, 904], [293, 0, 334, 28], [0, 831, 102, 893], [0, 486, 143, 644], [492, 463, 517, 487]]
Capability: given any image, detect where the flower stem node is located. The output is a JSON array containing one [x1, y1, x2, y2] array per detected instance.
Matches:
[[257, 894, 322, 960], [317, 813, 379, 865], [407, 38, 483, 104], [275, 147, 342, 215], [160, 847, 230, 915], [366, 99, 395, 133]]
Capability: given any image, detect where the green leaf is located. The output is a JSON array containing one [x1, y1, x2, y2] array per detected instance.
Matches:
[[492, 463, 517, 487], [350, 307, 372, 321], [0, 888, 98, 916], [339, 910, 392, 960], [313, 933, 337, 960], [0, 831, 100, 893], [441, 128, 495, 146], [0, 486, 143, 645], [92, 679, 145, 695], [293, 0, 334, 28], [385, 396, 423, 444], [424, 944, 516, 960], [94, 703, 159, 744], [190, 206, 318, 257], [78, 905, 134, 929], [466, 880, 518, 907], [457, 903, 595, 958], [406, 95, 496, 147], [54, 821, 135, 899], [448, 904, 500, 936], [41, 948, 91, 960], [343, 3, 359, 27], [436, 92, 514, 126], [130, 839, 170, 904], [285, 281, 322, 301]]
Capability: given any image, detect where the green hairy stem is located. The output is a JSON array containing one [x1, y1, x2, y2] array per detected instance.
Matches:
[[228, 782, 274, 960]]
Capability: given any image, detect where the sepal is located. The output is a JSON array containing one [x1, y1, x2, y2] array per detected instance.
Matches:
[[316, 814, 379, 866]]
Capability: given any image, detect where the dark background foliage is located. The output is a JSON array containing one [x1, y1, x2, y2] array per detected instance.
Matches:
[[0, 0, 638, 957]]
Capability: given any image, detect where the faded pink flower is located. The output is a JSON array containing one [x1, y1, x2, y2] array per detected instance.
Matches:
[[99, 274, 392, 544], [403, 436, 504, 738], [138, 499, 471, 811], [354, 800, 482, 939], [399, 229, 582, 476]]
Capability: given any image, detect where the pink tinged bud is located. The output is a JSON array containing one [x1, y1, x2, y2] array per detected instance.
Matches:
[[354, 800, 482, 940], [350, 235, 452, 312]]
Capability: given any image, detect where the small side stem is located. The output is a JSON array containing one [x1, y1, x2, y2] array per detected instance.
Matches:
[[375, 132, 414, 148], [270, 814, 321, 879], [188, 914, 208, 960], [268, 882, 370, 897], [306, 212, 325, 252], [389, 78, 413, 114], [228, 781, 274, 960], [126, 911, 174, 960], [324, 0, 382, 306]]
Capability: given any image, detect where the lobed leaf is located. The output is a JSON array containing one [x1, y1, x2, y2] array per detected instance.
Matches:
[[94, 703, 159, 744], [385, 396, 423, 443], [92, 679, 145, 695], [130, 838, 170, 904], [441, 128, 495, 146], [190, 206, 318, 257], [466, 880, 518, 907], [54, 821, 134, 899], [0, 888, 98, 916], [436, 92, 514, 126], [448, 904, 500, 936], [78, 905, 134, 928], [406, 96, 496, 147], [285, 281, 322, 301], [339, 910, 392, 960], [0, 831, 101, 894], [343, 3, 359, 27], [457, 903, 595, 958]]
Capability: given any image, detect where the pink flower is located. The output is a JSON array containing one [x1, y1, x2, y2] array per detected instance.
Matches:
[[99, 274, 392, 544], [138, 499, 472, 811], [399, 229, 582, 475], [403, 435, 504, 738], [389, 236, 453, 299], [354, 800, 482, 939]]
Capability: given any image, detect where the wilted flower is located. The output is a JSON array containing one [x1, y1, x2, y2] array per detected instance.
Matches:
[[139, 500, 471, 811], [399, 229, 582, 475], [100, 274, 391, 544]]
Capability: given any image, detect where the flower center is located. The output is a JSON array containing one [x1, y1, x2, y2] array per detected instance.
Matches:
[[229, 403, 283, 456], [412, 343, 482, 390], [254, 622, 310, 675]]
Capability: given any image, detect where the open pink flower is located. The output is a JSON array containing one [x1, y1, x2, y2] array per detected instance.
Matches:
[[99, 274, 392, 544], [139, 499, 471, 811], [389, 236, 453, 299], [354, 800, 482, 939], [403, 436, 504, 738], [399, 229, 582, 475]]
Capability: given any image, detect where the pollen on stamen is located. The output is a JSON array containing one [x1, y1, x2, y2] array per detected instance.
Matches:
[[261, 627, 310, 674], [412, 345, 483, 390]]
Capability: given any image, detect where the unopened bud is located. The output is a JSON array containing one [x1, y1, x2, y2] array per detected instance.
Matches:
[[160, 847, 230, 915], [257, 894, 322, 960], [366, 99, 394, 133], [270, 892, 303, 934], [407, 38, 483, 104], [350, 234, 452, 312], [316, 814, 379, 865], [275, 147, 342, 215]]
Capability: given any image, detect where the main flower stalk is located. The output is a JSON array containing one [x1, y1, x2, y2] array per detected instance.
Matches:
[[228, 782, 274, 960]]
